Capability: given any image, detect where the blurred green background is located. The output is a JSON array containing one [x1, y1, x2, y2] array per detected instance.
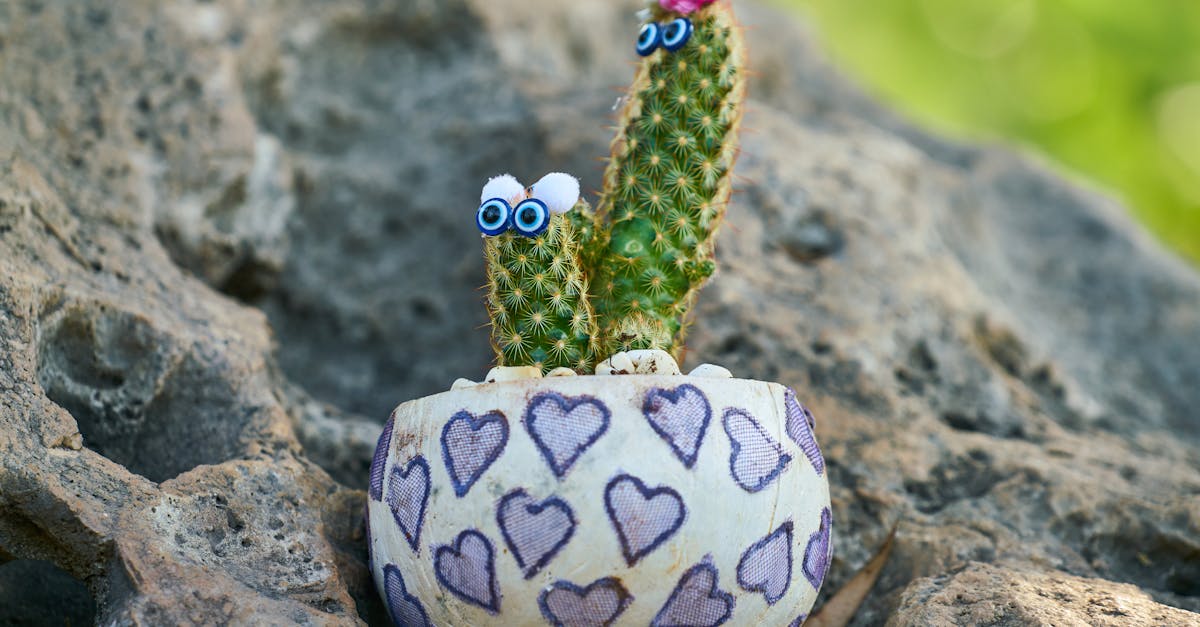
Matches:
[[778, 0, 1200, 264]]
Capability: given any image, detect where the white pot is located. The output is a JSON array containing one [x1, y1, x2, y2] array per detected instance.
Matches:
[[367, 374, 831, 626]]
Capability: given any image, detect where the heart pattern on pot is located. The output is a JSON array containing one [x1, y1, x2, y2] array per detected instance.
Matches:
[[434, 529, 501, 613], [369, 412, 395, 502], [604, 473, 687, 565], [785, 388, 824, 476], [642, 384, 713, 468], [497, 488, 577, 579], [803, 507, 833, 591], [723, 407, 792, 493], [524, 392, 611, 478], [652, 560, 735, 627], [538, 577, 633, 627], [384, 564, 432, 627], [386, 456, 431, 552], [441, 410, 509, 497], [736, 520, 794, 605]]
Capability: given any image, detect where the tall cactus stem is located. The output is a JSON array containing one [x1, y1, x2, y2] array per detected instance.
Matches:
[[590, 1, 746, 357]]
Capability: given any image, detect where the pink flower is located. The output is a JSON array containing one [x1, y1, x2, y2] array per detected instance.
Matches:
[[659, 0, 716, 15]]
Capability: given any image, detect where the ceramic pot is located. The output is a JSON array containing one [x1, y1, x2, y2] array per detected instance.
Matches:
[[367, 374, 831, 626]]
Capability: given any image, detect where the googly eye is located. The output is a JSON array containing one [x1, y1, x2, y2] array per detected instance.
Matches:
[[476, 198, 511, 236], [511, 198, 550, 237], [661, 17, 693, 52], [636, 22, 662, 57]]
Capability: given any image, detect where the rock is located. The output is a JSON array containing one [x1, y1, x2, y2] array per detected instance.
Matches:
[[483, 365, 543, 383], [1, 0, 1197, 624], [595, 351, 637, 376], [625, 349, 683, 375], [0, 559, 96, 626], [688, 363, 734, 379], [889, 562, 1199, 626], [776, 208, 845, 264]]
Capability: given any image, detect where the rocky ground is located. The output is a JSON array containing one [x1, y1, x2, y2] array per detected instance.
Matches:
[[1, 0, 1197, 625]]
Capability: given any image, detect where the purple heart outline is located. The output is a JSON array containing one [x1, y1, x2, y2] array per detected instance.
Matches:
[[434, 529, 501, 613], [736, 520, 794, 605], [538, 577, 633, 627], [652, 559, 735, 627], [723, 407, 792, 493], [496, 488, 577, 579], [369, 412, 395, 502], [604, 473, 687, 566], [386, 455, 431, 552], [642, 384, 713, 469], [441, 409, 509, 497], [384, 564, 432, 627], [784, 389, 824, 476], [803, 507, 833, 591], [524, 392, 611, 479]]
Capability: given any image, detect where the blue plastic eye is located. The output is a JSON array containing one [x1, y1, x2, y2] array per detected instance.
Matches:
[[476, 198, 511, 236], [662, 18, 693, 52], [636, 22, 661, 57], [511, 198, 550, 237]]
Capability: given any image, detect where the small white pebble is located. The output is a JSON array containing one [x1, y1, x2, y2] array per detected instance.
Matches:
[[545, 367, 577, 377], [609, 352, 635, 374], [594, 352, 633, 375], [626, 349, 682, 375], [688, 363, 733, 378], [484, 366, 543, 383], [451, 378, 479, 390]]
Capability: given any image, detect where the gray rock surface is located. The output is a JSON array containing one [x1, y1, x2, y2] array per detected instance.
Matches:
[[1, 0, 1197, 625], [890, 562, 1199, 626]]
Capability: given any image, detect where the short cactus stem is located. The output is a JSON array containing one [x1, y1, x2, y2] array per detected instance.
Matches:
[[591, 1, 746, 357], [485, 210, 599, 373]]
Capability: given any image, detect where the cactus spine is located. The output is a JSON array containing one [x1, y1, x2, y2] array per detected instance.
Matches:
[[485, 210, 599, 372], [590, 1, 746, 357]]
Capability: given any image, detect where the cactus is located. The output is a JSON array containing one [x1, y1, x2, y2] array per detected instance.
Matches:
[[475, 0, 745, 373], [479, 174, 599, 372], [589, 0, 746, 357]]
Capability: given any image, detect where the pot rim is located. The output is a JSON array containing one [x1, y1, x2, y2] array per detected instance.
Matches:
[[397, 372, 793, 410]]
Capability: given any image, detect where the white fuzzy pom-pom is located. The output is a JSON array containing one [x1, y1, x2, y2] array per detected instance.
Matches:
[[481, 174, 526, 204], [531, 172, 581, 214]]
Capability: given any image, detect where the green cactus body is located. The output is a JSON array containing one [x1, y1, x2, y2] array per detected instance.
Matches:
[[566, 198, 602, 272], [591, 2, 746, 356], [485, 211, 599, 372]]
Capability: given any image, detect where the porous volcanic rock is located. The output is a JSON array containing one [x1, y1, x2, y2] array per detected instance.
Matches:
[[1, 0, 1197, 625], [889, 562, 1199, 626]]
